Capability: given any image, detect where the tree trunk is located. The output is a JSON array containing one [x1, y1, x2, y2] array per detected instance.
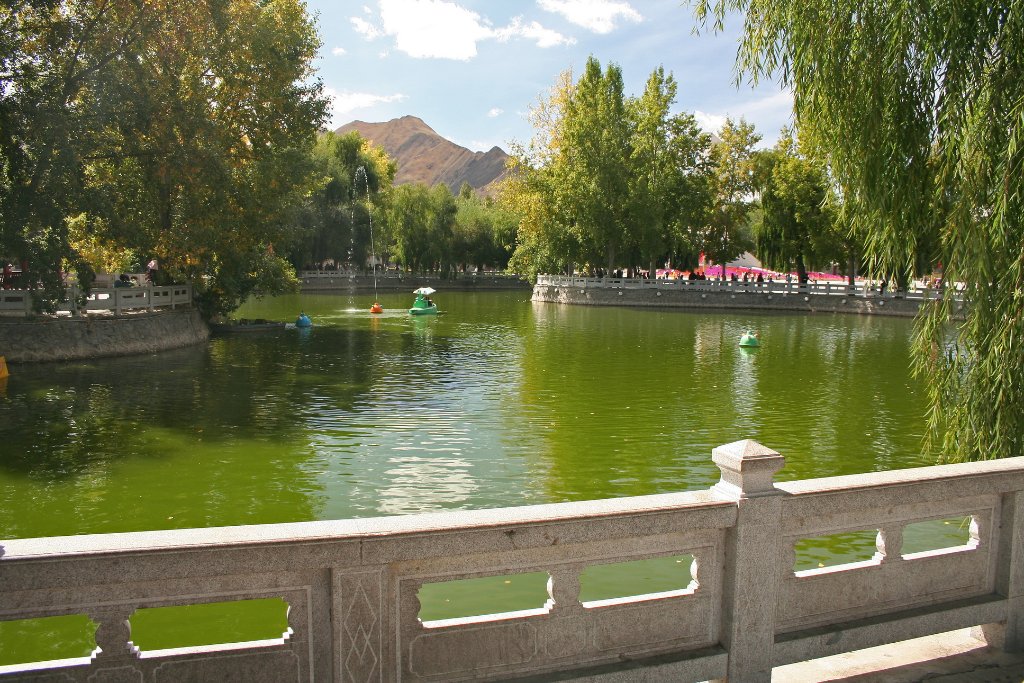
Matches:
[[895, 270, 910, 293], [605, 242, 616, 275], [795, 252, 809, 284]]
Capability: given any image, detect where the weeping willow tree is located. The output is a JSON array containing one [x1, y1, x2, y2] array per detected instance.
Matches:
[[694, 1, 1023, 462]]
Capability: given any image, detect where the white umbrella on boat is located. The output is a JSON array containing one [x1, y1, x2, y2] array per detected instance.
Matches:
[[413, 287, 436, 295]]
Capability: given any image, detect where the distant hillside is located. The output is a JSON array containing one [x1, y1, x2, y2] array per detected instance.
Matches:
[[335, 116, 509, 195]]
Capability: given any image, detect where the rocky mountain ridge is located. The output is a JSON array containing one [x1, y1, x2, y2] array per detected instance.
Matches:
[[335, 115, 509, 194]]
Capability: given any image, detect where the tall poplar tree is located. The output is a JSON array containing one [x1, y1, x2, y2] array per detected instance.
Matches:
[[628, 67, 714, 276], [695, 0, 1023, 461], [754, 131, 837, 283], [506, 61, 715, 279], [703, 117, 759, 269], [504, 69, 579, 279], [558, 57, 632, 273]]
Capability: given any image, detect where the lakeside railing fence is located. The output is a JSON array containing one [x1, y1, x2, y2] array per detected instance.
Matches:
[[0, 284, 192, 317], [1, 440, 1022, 682], [536, 274, 962, 301]]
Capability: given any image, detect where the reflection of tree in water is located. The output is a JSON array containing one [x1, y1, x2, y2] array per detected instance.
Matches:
[[0, 326, 398, 538], [519, 305, 724, 503], [746, 315, 929, 481], [518, 306, 926, 504]]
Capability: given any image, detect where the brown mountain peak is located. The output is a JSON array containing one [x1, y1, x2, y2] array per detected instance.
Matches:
[[334, 116, 509, 194]]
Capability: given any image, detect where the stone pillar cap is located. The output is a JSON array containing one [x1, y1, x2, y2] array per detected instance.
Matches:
[[711, 439, 785, 500]]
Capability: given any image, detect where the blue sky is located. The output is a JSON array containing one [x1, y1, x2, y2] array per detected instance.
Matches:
[[305, 0, 792, 152]]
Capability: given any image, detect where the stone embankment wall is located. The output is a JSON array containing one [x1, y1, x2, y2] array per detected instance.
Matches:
[[0, 309, 209, 363], [533, 283, 928, 317]]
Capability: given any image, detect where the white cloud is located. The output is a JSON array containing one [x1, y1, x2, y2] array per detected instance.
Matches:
[[351, 16, 383, 39], [326, 87, 408, 124], [378, 0, 493, 60], [694, 110, 727, 134], [495, 17, 576, 48], [537, 0, 641, 34], [352, 0, 573, 60], [331, 46, 347, 56], [487, 107, 503, 118], [694, 91, 794, 137]]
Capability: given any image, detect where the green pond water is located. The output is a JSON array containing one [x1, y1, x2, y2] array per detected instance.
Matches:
[[1, 290, 968, 665]]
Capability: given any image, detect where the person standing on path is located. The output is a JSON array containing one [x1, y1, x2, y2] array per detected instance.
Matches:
[[146, 258, 159, 284]]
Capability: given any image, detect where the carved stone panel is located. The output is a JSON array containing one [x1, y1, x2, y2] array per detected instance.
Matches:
[[334, 569, 383, 683]]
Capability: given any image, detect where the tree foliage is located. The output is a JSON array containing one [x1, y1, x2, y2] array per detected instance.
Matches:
[[628, 67, 715, 275], [504, 58, 715, 279], [695, 0, 1023, 461], [559, 57, 633, 272], [383, 183, 457, 273], [702, 117, 759, 267], [452, 184, 517, 272], [753, 130, 838, 282], [1, 0, 156, 308], [290, 131, 396, 270], [1, 0, 328, 316]]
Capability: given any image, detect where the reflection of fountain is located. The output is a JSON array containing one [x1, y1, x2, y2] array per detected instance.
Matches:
[[353, 166, 382, 312]]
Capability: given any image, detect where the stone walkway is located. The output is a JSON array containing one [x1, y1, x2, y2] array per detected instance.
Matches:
[[773, 629, 1024, 682]]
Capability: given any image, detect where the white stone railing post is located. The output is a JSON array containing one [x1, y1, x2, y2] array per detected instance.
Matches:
[[710, 439, 786, 682], [980, 491, 1024, 651]]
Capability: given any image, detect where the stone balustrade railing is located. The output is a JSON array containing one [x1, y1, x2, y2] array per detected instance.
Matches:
[[0, 284, 192, 317], [2, 440, 1022, 681], [536, 274, 963, 301]]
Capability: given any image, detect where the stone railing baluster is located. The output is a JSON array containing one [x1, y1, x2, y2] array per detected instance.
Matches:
[[546, 566, 583, 615], [86, 606, 139, 665], [874, 525, 905, 563], [968, 515, 981, 550], [710, 439, 785, 683]]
